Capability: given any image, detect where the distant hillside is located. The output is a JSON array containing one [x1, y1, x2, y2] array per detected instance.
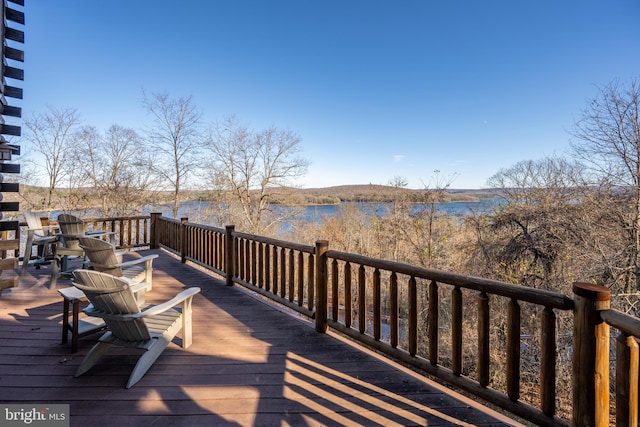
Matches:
[[11, 183, 501, 211], [268, 185, 501, 205]]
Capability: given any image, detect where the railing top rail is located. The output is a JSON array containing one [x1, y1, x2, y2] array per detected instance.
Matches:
[[184, 221, 225, 234], [84, 215, 150, 222], [158, 216, 182, 225], [600, 309, 640, 338], [233, 230, 315, 254], [327, 249, 574, 310]]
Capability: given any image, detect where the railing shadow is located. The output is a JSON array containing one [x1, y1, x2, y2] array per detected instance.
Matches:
[[1, 248, 518, 426], [150, 248, 519, 426]]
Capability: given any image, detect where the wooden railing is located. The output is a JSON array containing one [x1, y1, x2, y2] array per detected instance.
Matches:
[[18, 215, 151, 254], [145, 214, 640, 426], [232, 228, 316, 318], [317, 247, 576, 426], [83, 216, 150, 249], [151, 217, 316, 319], [574, 283, 640, 427], [183, 220, 226, 275], [16, 212, 640, 424]]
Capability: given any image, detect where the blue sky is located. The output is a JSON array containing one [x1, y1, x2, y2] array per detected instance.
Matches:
[[15, 0, 640, 189]]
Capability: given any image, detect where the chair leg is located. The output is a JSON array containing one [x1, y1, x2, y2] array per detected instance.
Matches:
[[49, 254, 61, 289], [20, 236, 34, 277], [144, 259, 153, 291], [182, 299, 194, 348], [75, 340, 113, 377], [126, 337, 170, 388]]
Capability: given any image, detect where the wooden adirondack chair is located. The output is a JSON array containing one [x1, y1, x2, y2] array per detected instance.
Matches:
[[79, 236, 158, 289], [72, 270, 200, 388], [49, 214, 116, 289], [21, 210, 58, 277]]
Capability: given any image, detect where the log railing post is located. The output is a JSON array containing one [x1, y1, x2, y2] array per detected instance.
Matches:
[[180, 217, 188, 263], [315, 240, 329, 333], [572, 282, 611, 427], [225, 225, 235, 287], [150, 213, 161, 249]]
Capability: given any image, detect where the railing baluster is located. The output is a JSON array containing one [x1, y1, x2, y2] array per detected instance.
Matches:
[[332, 259, 339, 321], [212, 229, 216, 267], [288, 249, 295, 302], [358, 265, 366, 334], [231, 234, 236, 277], [123, 219, 129, 247], [541, 306, 556, 417], [451, 286, 463, 376], [428, 280, 438, 366], [251, 240, 256, 284], [202, 228, 207, 265], [245, 238, 250, 281], [307, 253, 315, 311], [390, 272, 398, 348], [297, 251, 303, 306], [258, 242, 264, 289], [205, 228, 210, 265], [478, 291, 490, 387], [506, 298, 521, 401], [616, 332, 639, 427], [143, 218, 148, 245], [280, 247, 286, 298], [374, 268, 380, 341], [345, 262, 352, 329], [271, 244, 277, 294], [409, 276, 417, 357], [238, 238, 245, 280], [262, 243, 271, 291]]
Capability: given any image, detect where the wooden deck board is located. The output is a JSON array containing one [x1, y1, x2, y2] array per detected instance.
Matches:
[[0, 249, 523, 427]]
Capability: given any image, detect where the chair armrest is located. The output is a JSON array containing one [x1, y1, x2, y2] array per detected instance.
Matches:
[[85, 230, 116, 236], [113, 254, 159, 269], [129, 280, 152, 293], [57, 233, 82, 239], [27, 228, 59, 241], [134, 287, 201, 318], [86, 254, 159, 270], [84, 287, 201, 321], [31, 225, 58, 234]]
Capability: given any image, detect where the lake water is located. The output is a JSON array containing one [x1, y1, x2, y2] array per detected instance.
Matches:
[[47, 198, 504, 229], [151, 198, 505, 229], [294, 198, 503, 221]]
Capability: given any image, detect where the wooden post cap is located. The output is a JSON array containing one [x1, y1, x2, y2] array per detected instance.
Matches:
[[572, 282, 610, 301]]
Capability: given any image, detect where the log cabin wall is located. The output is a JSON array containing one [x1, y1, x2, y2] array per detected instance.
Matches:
[[0, 0, 23, 291]]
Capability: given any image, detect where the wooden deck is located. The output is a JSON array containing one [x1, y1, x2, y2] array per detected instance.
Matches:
[[0, 249, 524, 427]]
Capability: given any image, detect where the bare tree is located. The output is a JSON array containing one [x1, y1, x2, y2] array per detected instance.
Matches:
[[571, 77, 640, 293], [74, 125, 157, 216], [204, 117, 309, 234], [476, 157, 590, 292], [23, 106, 82, 210], [377, 172, 458, 268], [143, 91, 202, 218]]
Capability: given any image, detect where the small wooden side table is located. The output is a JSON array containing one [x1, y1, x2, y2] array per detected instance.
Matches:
[[58, 286, 106, 352]]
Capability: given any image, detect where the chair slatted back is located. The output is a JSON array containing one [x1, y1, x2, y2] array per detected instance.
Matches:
[[24, 210, 46, 235], [57, 214, 84, 251], [72, 270, 150, 342], [79, 236, 123, 277]]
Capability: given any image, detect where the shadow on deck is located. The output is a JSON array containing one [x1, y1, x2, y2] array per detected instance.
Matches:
[[0, 249, 523, 426]]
